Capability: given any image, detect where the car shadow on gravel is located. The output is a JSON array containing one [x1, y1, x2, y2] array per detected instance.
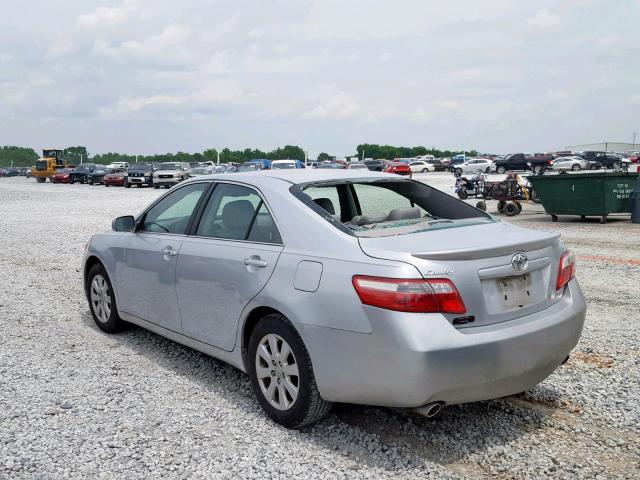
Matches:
[[81, 310, 564, 474]]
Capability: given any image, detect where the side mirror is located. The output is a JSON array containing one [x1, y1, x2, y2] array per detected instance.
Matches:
[[112, 215, 135, 232]]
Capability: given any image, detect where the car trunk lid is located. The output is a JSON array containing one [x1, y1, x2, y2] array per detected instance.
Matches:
[[357, 221, 562, 328]]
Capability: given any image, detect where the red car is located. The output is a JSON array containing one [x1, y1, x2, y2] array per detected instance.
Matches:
[[383, 161, 412, 177], [50, 169, 74, 183], [103, 171, 126, 187]]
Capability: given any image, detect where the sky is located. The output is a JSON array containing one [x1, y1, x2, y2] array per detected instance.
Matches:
[[0, 0, 638, 157]]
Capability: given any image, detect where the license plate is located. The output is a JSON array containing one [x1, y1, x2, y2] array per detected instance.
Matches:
[[497, 274, 533, 309]]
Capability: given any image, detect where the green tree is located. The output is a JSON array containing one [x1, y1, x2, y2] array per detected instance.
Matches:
[[0, 146, 39, 167], [317, 152, 331, 162], [63, 146, 89, 165]]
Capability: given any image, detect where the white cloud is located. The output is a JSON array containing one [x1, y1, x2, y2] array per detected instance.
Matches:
[[304, 87, 361, 119], [93, 24, 194, 66], [77, 0, 138, 28], [378, 52, 391, 63], [526, 8, 561, 30]]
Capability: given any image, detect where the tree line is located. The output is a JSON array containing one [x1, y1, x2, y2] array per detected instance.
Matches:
[[0, 143, 478, 167]]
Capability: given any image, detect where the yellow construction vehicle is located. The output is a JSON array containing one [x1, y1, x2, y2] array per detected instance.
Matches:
[[31, 149, 73, 183]]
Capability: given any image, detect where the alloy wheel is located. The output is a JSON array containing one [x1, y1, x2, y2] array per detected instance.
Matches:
[[90, 274, 112, 323], [255, 334, 300, 410]]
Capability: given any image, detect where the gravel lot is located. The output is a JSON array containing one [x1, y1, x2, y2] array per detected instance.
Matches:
[[1, 174, 638, 479]]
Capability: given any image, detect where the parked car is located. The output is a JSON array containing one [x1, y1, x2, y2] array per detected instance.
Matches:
[[551, 156, 590, 171], [383, 161, 412, 177], [4, 168, 22, 177], [246, 159, 271, 170], [578, 151, 623, 169], [84, 169, 586, 428], [189, 166, 215, 177], [346, 162, 369, 170], [153, 162, 190, 189], [495, 154, 530, 174], [316, 162, 345, 169], [527, 154, 554, 173], [125, 163, 155, 188], [453, 158, 495, 175], [237, 163, 260, 172], [88, 167, 114, 185], [69, 164, 97, 184], [50, 168, 75, 184], [271, 160, 304, 169], [104, 171, 127, 187], [364, 159, 385, 171], [408, 160, 435, 173]]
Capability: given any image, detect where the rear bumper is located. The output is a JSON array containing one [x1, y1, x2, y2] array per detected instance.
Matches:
[[302, 279, 586, 408]]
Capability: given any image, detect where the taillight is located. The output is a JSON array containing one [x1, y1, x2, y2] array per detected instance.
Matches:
[[352, 276, 466, 314], [556, 250, 575, 290]]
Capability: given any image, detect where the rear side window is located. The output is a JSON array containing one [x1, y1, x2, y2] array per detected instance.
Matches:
[[196, 183, 282, 243]]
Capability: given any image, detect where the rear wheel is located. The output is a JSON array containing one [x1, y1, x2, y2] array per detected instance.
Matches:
[[497, 200, 506, 213], [571, 164, 581, 171], [457, 190, 468, 200], [86, 264, 124, 333], [36, 177, 46, 183], [504, 202, 518, 216], [497, 166, 506, 174], [476, 200, 487, 211], [248, 314, 332, 428], [422, 168, 428, 173]]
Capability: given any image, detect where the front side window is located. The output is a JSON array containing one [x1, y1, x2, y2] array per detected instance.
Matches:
[[196, 183, 282, 243], [141, 183, 208, 234]]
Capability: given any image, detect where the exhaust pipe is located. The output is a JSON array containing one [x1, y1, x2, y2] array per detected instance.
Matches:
[[414, 401, 444, 418]]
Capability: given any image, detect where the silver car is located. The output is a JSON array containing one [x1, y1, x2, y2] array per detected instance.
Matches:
[[551, 156, 590, 171], [153, 162, 191, 188], [83, 170, 586, 428]]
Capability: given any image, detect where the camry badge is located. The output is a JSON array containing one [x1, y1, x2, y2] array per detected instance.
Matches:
[[511, 253, 528, 272]]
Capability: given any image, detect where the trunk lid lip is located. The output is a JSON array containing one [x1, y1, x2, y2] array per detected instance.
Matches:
[[411, 234, 560, 261]]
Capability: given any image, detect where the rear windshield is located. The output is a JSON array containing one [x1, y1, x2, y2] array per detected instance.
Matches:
[[291, 178, 493, 237]]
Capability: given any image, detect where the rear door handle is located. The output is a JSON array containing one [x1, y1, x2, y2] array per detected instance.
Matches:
[[243, 257, 268, 268], [162, 246, 177, 256]]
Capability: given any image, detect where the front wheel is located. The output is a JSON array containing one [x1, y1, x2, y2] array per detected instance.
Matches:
[[86, 264, 125, 333], [571, 164, 581, 171], [422, 168, 428, 173], [497, 166, 506, 174], [248, 314, 332, 428], [457, 189, 468, 200], [36, 177, 46, 183]]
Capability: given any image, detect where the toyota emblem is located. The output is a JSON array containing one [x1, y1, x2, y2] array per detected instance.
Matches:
[[511, 253, 528, 272]]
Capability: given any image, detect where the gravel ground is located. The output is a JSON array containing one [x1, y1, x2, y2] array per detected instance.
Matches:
[[0, 175, 638, 479]]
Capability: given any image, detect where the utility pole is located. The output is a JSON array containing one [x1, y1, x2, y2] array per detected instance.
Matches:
[[633, 131, 636, 151], [305, 149, 308, 167], [80, 154, 83, 165], [217, 150, 220, 166]]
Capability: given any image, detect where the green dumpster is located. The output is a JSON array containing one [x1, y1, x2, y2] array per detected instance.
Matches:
[[528, 172, 640, 223]]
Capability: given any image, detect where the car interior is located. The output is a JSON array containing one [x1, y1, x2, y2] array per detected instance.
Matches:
[[298, 179, 491, 235]]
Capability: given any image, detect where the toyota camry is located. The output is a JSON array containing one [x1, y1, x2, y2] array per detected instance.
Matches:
[[83, 170, 586, 428]]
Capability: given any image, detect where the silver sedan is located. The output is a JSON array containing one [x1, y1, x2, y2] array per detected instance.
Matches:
[[83, 170, 586, 428]]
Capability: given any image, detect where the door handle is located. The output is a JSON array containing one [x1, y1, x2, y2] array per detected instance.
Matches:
[[243, 257, 268, 268], [162, 246, 177, 256]]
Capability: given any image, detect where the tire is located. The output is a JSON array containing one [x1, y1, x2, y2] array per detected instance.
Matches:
[[70, 177, 75, 184], [551, 214, 558, 222], [89, 182, 93, 186], [504, 202, 518, 216], [36, 177, 46, 183], [497, 166, 506, 174], [125, 182, 131, 188], [248, 314, 332, 428], [154, 185, 159, 189], [455, 168, 463, 175], [476, 200, 487, 211], [485, 167, 490, 173], [457, 190, 468, 200], [86, 264, 124, 333], [515, 201, 523, 214], [422, 168, 428, 173], [571, 164, 581, 171], [497, 200, 506, 213]]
